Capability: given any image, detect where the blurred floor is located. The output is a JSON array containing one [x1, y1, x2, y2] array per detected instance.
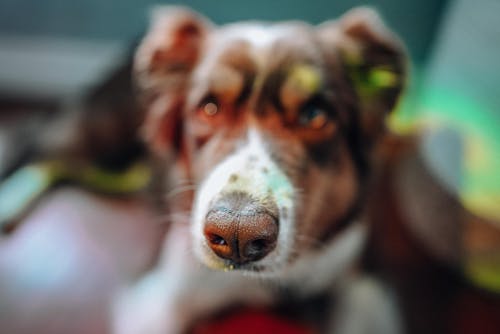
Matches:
[[0, 188, 164, 334]]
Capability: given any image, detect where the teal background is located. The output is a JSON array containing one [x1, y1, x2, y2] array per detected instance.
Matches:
[[0, 0, 448, 62]]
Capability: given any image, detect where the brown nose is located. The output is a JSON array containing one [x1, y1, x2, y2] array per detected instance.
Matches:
[[203, 193, 278, 265]]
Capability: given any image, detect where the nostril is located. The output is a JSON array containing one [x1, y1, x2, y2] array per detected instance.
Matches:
[[204, 227, 234, 260], [207, 233, 227, 246], [243, 238, 276, 261], [248, 239, 268, 253]]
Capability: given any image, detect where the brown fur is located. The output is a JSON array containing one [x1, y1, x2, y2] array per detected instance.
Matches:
[[136, 6, 406, 250]]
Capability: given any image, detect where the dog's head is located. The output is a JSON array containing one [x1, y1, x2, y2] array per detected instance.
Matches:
[[135, 6, 406, 275]]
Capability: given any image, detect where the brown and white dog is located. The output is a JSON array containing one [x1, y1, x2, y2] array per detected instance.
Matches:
[[114, 6, 407, 334]]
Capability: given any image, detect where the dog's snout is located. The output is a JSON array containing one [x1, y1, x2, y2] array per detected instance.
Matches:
[[203, 193, 278, 265]]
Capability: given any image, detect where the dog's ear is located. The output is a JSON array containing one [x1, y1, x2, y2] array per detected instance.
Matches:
[[135, 6, 213, 156], [319, 7, 407, 143]]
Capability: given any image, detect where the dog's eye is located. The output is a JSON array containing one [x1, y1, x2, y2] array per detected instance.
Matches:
[[298, 104, 328, 129], [197, 96, 220, 118], [202, 101, 219, 116]]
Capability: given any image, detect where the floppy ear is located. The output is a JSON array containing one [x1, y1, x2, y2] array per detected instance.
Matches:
[[319, 7, 407, 143], [134, 6, 212, 156]]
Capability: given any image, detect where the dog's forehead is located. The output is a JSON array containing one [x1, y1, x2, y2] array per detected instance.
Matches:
[[203, 22, 323, 69], [190, 22, 331, 107], [216, 22, 304, 49]]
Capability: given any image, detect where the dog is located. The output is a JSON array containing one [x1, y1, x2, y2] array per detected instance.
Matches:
[[113, 6, 407, 334]]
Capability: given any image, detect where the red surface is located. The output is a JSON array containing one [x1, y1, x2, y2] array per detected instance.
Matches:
[[192, 308, 315, 334]]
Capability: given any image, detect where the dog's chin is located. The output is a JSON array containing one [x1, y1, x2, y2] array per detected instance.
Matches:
[[197, 246, 288, 279]]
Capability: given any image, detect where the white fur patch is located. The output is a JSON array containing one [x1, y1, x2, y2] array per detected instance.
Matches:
[[222, 24, 285, 49], [214, 23, 291, 70]]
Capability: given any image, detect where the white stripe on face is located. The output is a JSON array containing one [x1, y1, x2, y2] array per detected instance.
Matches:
[[191, 128, 296, 272]]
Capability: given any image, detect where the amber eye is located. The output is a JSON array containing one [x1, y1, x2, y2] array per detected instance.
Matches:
[[202, 101, 219, 116], [197, 96, 220, 118], [298, 104, 328, 129]]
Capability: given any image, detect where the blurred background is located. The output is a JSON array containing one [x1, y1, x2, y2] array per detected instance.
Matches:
[[0, 0, 444, 100], [1, 0, 499, 333]]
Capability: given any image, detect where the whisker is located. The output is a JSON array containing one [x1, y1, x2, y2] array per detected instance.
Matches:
[[171, 178, 196, 185], [165, 184, 197, 199]]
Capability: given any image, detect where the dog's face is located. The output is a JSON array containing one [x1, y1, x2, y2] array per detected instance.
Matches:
[[136, 7, 406, 275]]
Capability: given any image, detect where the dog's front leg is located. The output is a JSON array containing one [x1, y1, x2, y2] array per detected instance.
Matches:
[[327, 276, 402, 334], [112, 222, 204, 334], [113, 267, 185, 334]]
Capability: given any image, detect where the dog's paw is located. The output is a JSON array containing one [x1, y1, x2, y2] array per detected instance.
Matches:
[[111, 271, 184, 334], [329, 276, 402, 334]]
